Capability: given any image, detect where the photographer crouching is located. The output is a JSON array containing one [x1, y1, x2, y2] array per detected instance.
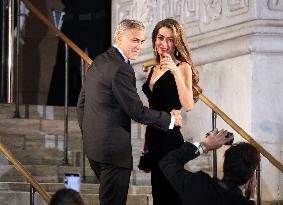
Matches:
[[159, 129, 260, 205]]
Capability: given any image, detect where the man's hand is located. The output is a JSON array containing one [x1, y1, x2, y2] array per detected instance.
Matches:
[[246, 171, 257, 201], [201, 128, 234, 152], [171, 109, 182, 127]]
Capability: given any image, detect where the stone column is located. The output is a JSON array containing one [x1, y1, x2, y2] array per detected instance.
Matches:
[[112, 0, 283, 201]]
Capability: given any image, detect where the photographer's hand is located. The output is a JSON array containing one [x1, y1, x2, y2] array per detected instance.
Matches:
[[201, 129, 234, 152]]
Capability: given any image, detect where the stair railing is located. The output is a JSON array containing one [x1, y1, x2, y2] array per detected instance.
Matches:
[[0, 143, 51, 204], [200, 94, 283, 172], [19, 0, 283, 174], [1, 0, 7, 103], [209, 110, 261, 205]]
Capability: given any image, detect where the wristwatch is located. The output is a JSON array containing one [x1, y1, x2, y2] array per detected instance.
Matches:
[[200, 142, 208, 154], [194, 142, 208, 155]]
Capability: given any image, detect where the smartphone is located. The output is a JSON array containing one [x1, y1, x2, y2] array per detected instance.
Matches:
[[64, 173, 80, 192]]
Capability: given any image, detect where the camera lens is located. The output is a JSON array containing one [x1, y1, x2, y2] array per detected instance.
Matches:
[[225, 132, 234, 145]]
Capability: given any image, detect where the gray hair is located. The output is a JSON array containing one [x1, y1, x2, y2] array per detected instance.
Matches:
[[114, 19, 145, 43]]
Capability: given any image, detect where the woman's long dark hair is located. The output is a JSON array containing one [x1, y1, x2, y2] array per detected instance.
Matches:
[[152, 18, 202, 102]]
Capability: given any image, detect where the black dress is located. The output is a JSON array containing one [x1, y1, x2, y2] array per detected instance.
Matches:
[[142, 65, 184, 205]]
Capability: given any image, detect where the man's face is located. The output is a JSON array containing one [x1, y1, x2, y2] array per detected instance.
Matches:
[[116, 28, 145, 60]]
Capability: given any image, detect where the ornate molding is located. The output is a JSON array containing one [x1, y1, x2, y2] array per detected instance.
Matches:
[[114, 0, 133, 24], [112, 0, 281, 55], [112, 0, 254, 32], [226, 0, 249, 16], [182, 0, 199, 23], [268, 0, 283, 11], [201, 0, 222, 24], [160, 0, 172, 19]]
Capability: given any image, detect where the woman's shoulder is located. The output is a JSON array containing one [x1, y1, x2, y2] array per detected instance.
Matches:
[[178, 62, 192, 71], [177, 61, 190, 67], [177, 62, 192, 79]]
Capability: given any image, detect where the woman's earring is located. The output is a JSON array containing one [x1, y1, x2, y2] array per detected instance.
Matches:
[[175, 49, 179, 57], [154, 46, 158, 56]]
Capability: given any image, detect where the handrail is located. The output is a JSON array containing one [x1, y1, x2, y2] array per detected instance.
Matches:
[[20, 0, 283, 173], [200, 95, 283, 172], [0, 143, 51, 203]]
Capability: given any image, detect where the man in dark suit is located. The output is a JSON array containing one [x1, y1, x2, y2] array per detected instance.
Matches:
[[77, 19, 182, 205], [160, 129, 260, 205]]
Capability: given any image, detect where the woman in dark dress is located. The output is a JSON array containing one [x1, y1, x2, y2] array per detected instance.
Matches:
[[142, 18, 202, 205]]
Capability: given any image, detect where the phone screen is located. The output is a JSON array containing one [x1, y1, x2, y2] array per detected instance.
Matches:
[[64, 173, 80, 192]]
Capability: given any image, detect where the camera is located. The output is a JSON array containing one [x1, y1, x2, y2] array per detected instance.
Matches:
[[206, 131, 234, 145], [224, 132, 234, 145]]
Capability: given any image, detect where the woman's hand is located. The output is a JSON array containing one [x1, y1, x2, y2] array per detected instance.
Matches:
[[160, 53, 178, 74]]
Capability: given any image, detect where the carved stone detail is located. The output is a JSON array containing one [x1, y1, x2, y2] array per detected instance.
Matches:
[[226, 0, 249, 16], [113, 0, 253, 34], [115, 0, 133, 24], [268, 0, 283, 11], [172, 0, 182, 20], [182, 0, 199, 23], [201, 0, 222, 24], [160, 0, 172, 19]]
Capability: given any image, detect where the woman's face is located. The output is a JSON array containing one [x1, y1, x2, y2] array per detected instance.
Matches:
[[155, 27, 176, 57]]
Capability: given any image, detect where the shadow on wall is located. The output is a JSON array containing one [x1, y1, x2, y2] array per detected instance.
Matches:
[[20, 0, 49, 105]]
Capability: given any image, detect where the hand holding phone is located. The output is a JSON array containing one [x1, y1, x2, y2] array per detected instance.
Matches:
[[64, 173, 80, 192]]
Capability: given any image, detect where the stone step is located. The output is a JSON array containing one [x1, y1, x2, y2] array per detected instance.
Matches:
[[0, 182, 151, 205], [0, 189, 279, 205], [0, 156, 212, 185], [0, 164, 151, 185], [0, 103, 212, 189], [0, 148, 80, 166], [0, 118, 142, 156], [0, 104, 78, 121], [0, 136, 144, 169], [0, 182, 151, 194], [0, 133, 141, 154], [0, 143, 142, 170], [0, 118, 80, 136], [0, 134, 82, 159], [0, 191, 151, 205]]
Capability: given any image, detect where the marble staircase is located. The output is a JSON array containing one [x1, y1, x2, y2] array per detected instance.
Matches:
[[0, 103, 211, 205], [0, 104, 154, 205]]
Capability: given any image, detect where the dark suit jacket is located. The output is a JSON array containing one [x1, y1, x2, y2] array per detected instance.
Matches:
[[159, 142, 256, 205], [77, 46, 171, 169]]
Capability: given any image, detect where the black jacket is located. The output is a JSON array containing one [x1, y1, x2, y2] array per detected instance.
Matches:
[[77, 46, 171, 169], [159, 142, 256, 205]]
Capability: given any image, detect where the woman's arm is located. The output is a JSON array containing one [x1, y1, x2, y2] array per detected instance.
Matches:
[[173, 62, 194, 111]]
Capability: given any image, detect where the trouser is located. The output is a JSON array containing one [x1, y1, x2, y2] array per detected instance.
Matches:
[[89, 159, 131, 205]]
